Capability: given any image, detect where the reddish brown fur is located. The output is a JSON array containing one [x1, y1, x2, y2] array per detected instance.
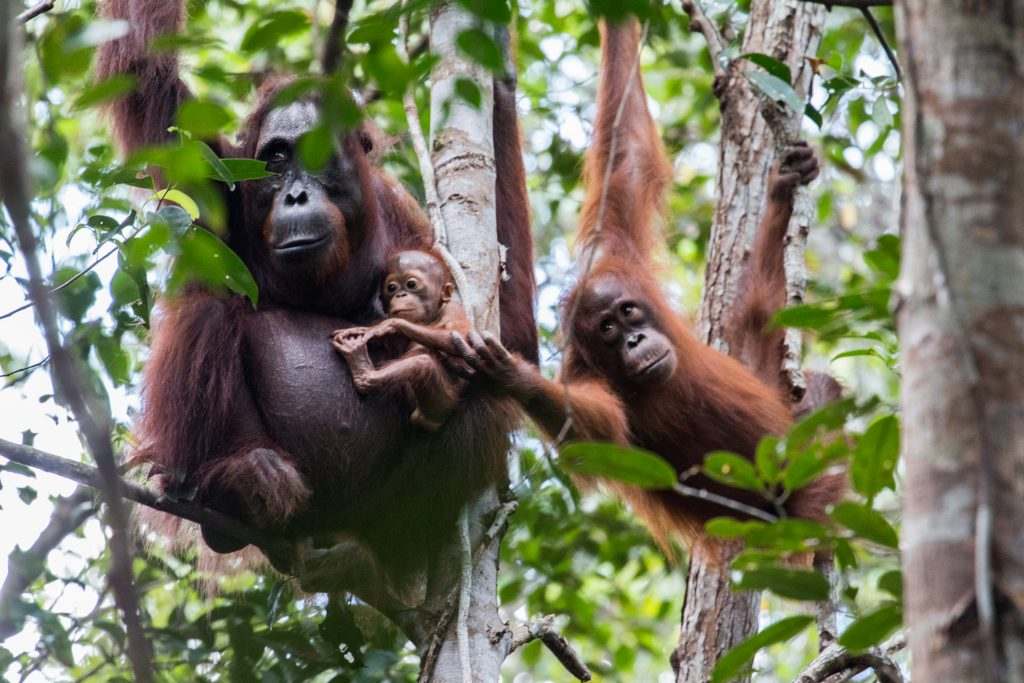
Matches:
[[100, 0, 537, 571], [556, 19, 842, 551]]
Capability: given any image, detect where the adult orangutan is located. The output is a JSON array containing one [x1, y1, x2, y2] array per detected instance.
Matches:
[[453, 17, 842, 548], [96, 0, 536, 573]]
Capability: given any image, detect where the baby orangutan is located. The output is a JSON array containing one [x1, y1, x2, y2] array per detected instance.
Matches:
[[331, 250, 470, 431]]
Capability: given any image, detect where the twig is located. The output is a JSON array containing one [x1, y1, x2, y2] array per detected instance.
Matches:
[[680, 0, 727, 77], [673, 482, 778, 523], [0, 438, 294, 564], [321, 0, 354, 75], [1, 355, 50, 379], [859, 8, 901, 81], [795, 637, 905, 683], [0, 487, 96, 639], [17, 1, 54, 24], [0, 211, 136, 322], [507, 615, 592, 681], [0, 8, 153, 680]]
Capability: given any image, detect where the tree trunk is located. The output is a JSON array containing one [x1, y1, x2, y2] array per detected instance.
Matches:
[[679, 1, 826, 681], [418, 3, 504, 681], [897, 2, 1024, 682]]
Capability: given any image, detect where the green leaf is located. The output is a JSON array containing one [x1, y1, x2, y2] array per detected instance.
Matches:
[[863, 234, 901, 282], [838, 603, 902, 652], [298, 125, 334, 173], [241, 11, 310, 53], [457, 0, 512, 23], [176, 100, 234, 139], [559, 442, 677, 489], [170, 227, 259, 307], [755, 436, 781, 484], [705, 517, 766, 540], [216, 159, 275, 183], [851, 415, 899, 502], [878, 570, 903, 600], [72, 74, 137, 110], [153, 189, 200, 221], [746, 68, 803, 115], [703, 451, 762, 492], [456, 28, 503, 72], [741, 53, 792, 84], [781, 449, 832, 493], [834, 538, 857, 570], [95, 336, 130, 386], [17, 486, 37, 505], [805, 102, 823, 128], [774, 303, 837, 330], [831, 502, 899, 548], [733, 566, 829, 601], [711, 616, 814, 683]]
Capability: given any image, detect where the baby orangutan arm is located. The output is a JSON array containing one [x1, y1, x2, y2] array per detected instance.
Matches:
[[452, 331, 629, 445]]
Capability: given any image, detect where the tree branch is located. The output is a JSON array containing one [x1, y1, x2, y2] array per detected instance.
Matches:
[[507, 615, 592, 681], [0, 7, 152, 679], [17, 1, 55, 24], [794, 637, 905, 683], [321, 0, 354, 75], [680, 1, 727, 78], [859, 8, 901, 81], [0, 487, 96, 640], [0, 438, 295, 563]]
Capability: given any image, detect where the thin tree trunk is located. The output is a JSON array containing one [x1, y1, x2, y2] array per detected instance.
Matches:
[[679, 1, 826, 681], [897, 2, 1024, 682], [419, 3, 504, 681]]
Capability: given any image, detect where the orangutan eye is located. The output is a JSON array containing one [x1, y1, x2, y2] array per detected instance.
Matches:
[[600, 319, 615, 336], [385, 282, 398, 294], [406, 279, 418, 290]]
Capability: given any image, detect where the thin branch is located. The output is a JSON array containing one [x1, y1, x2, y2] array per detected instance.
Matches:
[[0, 438, 295, 564], [456, 510, 473, 683], [1, 355, 49, 379], [507, 615, 592, 681], [0, 7, 152, 679], [0, 487, 96, 640], [680, 0, 727, 77], [673, 482, 778, 523], [17, 1, 55, 24], [860, 8, 901, 81], [0, 211, 138, 322], [795, 637, 905, 683], [321, 0, 354, 75]]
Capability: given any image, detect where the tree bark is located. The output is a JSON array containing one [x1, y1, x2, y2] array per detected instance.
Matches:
[[679, 1, 827, 681], [897, 2, 1024, 682], [419, 4, 504, 681]]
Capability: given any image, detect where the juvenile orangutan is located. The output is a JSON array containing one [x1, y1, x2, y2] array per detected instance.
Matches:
[[331, 250, 470, 431]]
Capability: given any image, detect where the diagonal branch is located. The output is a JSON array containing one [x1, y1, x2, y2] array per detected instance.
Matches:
[[681, 0, 727, 78], [507, 615, 592, 681], [795, 636, 905, 683], [0, 438, 294, 564], [17, 1, 55, 24], [859, 8, 901, 81], [0, 487, 96, 640], [0, 7, 152, 680], [321, 0, 355, 75]]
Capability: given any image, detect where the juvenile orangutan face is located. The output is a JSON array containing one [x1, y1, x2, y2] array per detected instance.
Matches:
[[577, 274, 678, 386], [382, 251, 453, 324]]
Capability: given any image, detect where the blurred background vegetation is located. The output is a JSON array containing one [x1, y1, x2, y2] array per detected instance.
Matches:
[[0, 0, 903, 680]]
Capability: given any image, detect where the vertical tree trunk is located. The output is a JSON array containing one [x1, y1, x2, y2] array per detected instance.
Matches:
[[418, 3, 504, 681], [897, 2, 1024, 682], [679, 2, 826, 681]]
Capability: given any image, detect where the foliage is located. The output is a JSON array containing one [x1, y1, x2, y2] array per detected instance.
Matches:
[[0, 1, 903, 681]]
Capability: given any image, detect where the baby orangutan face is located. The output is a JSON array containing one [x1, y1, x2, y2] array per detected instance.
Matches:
[[382, 251, 454, 324]]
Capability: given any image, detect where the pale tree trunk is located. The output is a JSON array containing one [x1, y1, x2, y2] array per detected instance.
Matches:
[[897, 2, 1024, 682], [676, 1, 826, 681]]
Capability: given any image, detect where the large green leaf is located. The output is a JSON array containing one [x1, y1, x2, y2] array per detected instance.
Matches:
[[169, 227, 259, 308], [851, 415, 899, 502], [831, 502, 899, 548], [456, 28, 503, 71], [241, 11, 310, 53], [838, 603, 902, 652], [732, 566, 830, 601], [703, 451, 762, 492], [711, 616, 814, 683], [559, 442, 677, 489]]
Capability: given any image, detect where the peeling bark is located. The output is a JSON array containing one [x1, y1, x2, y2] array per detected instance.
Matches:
[[897, 2, 1024, 682], [678, 2, 827, 681]]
